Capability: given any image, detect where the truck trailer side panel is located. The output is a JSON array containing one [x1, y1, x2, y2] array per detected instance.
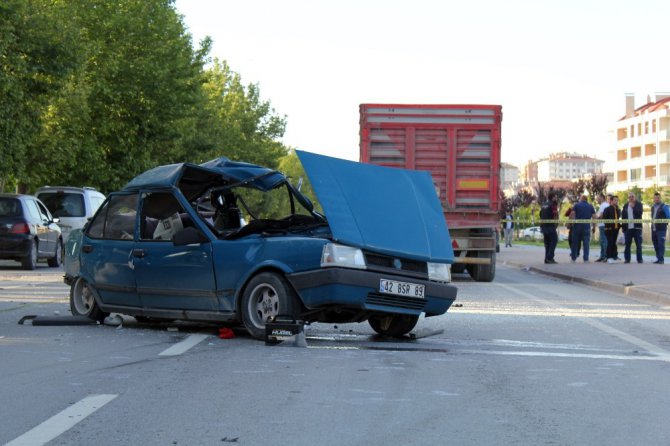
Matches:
[[360, 104, 502, 282]]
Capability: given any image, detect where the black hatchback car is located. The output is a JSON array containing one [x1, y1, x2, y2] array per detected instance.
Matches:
[[0, 193, 63, 269]]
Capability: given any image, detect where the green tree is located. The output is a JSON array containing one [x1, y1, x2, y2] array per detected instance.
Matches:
[[190, 59, 288, 168], [28, 0, 211, 192], [0, 0, 80, 191]]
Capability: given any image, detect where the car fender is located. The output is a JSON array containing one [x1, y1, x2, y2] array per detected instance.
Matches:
[[233, 260, 297, 311]]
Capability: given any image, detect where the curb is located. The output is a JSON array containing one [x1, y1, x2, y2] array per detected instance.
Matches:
[[501, 260, 670, 307]]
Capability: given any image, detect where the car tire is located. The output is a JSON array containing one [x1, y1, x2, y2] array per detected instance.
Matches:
[[368, 313, 419, 337], [47, 239, 63, 267], [21, 239, 38, 270], [241, 272, 299, 340], [70, 277, 108, 322]]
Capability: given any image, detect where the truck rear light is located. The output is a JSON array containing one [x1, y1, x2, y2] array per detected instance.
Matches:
[[452, 239, 459, 249], [10, 223, 30, 234]]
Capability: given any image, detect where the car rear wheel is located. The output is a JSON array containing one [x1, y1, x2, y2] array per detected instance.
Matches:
[[70, 277, 108, 322], [241, 272, 298, 340], [47, 239, 63, 267], [368, 313, 419, 337], [21, 240, 38, 270]]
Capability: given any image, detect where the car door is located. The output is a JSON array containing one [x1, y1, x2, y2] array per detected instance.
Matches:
[[133, 191, 217, 311], [35, 200, 59, 251], [80, 193, 141, 307], [25, 199, 52, 256]]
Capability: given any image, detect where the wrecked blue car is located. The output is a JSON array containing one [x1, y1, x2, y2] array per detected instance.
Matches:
[[64, 151, 457, 339]]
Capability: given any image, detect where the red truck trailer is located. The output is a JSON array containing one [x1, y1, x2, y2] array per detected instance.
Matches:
[[359, 104, 502, 282]]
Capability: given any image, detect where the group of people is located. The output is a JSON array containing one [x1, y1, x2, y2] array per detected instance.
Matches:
[[538, 192, 670, 265]]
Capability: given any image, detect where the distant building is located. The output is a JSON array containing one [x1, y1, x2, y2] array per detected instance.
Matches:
[[522, 153, 603, 185], [500, 162, 519, 193], [609, 93, 670, 192], [536, 152, 603, 182], [521, 160, 538, 183]]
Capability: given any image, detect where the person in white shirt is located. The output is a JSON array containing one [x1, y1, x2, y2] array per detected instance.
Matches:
[[594, 194, 610, 262], [503, 212, 514, 247]]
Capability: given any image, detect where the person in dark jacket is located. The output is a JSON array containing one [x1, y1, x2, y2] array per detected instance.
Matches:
[[571, 195, 595, 262], [622, 192, 644, 263], [603, 195, 621, 263], [650, 192, 670, 264], [540, 194, 559, 264]]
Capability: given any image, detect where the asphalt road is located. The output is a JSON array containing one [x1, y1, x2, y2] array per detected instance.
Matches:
[[1, 260, 669, 445]]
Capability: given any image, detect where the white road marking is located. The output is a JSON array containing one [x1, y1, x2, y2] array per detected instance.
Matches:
[[496, 282, 670, 362], [5, 394, 117, 446], [159, 334, 210, 356]]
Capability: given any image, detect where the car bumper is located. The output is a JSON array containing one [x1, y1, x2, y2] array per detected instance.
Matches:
[[287, 267, 457, 317], [0, 235, 31, 258]]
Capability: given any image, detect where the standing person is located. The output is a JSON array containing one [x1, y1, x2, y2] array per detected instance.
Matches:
[[540, 194, 559, 264], [622, 192, 643, 263], [650, 192, 670, 264], [503, 211, 514, 247], [571, 195, 596, 262], [594, 194, 610, 262], [603, 195, 621, 263], [564, 201, 577, 259]]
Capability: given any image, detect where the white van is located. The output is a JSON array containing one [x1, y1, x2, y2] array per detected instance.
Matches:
[[36, 187, 106, 241]]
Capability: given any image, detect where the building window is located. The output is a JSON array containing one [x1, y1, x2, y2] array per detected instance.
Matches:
[[617, 170, 628, 182], [617, 128, 627, 140], [645, 144, 656, 156], [631, 147, 642, 158], [617, 149, 627, 161], [652, 120, 657, 133], [645, 165, 656, 178], [645, 121, 649, 134], [638, 123, 642, 135], [630, 168, 642, 181]]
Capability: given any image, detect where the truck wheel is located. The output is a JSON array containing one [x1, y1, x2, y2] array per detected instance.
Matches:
[[368, 314, 419, 337], [70, 277, 108, 322], [47, 239, 63, 267], [21, 239, 38, 270], [468, 252, 496, 282], [241, 272, 298, 340]]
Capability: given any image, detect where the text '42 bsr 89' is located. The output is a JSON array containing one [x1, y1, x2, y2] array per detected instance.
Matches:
[[64, 151, 457, 339]]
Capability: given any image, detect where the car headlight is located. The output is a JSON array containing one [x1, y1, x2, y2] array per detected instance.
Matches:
[[428, 262, 451, 282], [321, 243, 366, 269]]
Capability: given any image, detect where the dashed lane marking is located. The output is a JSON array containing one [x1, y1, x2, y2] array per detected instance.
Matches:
[[5, 394, 118, 446], [158, 333, 210, 356]]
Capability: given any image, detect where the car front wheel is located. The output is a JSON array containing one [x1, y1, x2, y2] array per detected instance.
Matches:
[[241, 272, 298, 340], [369, 313, 419, 337], [70, 277, 108, 322]]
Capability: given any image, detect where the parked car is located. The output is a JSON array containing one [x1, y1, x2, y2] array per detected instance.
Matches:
[[522, 226, 568, 241], [64, 151, 458, 339], [0, 194, 63, 269], [36, 186, 106, 242]]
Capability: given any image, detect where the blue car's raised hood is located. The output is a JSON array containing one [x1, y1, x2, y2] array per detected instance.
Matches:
[[297, 151, 454, 263]]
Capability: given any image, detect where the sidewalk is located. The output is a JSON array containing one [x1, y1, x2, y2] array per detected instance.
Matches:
[[497, 244, 670, 307]]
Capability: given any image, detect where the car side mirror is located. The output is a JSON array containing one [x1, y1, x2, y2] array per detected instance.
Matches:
[[173, 227, 209, 246], [52, 217, 60, 224]]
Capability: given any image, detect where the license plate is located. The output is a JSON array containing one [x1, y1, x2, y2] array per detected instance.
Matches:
[[379, 279, 425, 298]]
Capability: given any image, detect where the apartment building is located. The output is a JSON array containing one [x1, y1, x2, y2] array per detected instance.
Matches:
[[522, 153, 603, 184], [500, 162, 520, 193], [609, 93, 670, 192]]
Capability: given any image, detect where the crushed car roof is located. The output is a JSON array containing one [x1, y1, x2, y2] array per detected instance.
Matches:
[[122, 157, 287, 201]]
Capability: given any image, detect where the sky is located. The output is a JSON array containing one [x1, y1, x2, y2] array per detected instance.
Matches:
[[174, 0, 670, 168]]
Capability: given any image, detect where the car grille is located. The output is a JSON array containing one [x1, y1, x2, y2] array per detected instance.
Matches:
[[364, 251, 428, 277], [366, 292, 426, 311]]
